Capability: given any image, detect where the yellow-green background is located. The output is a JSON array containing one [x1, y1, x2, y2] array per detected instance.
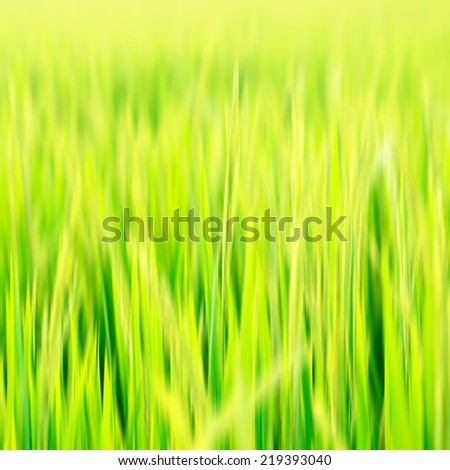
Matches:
[[0, 0, 450, 449]]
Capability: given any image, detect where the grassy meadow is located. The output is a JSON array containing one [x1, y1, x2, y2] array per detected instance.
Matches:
[[1, 0, 450, 450]]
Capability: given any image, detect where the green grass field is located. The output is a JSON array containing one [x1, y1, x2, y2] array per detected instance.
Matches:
[[1, 0, 450, 450]]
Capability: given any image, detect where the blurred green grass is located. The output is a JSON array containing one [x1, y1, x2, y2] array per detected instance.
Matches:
[[1, 0, 450, 450]]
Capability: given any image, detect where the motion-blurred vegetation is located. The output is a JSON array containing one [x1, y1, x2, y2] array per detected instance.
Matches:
[[0, 0, 449, 450]]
